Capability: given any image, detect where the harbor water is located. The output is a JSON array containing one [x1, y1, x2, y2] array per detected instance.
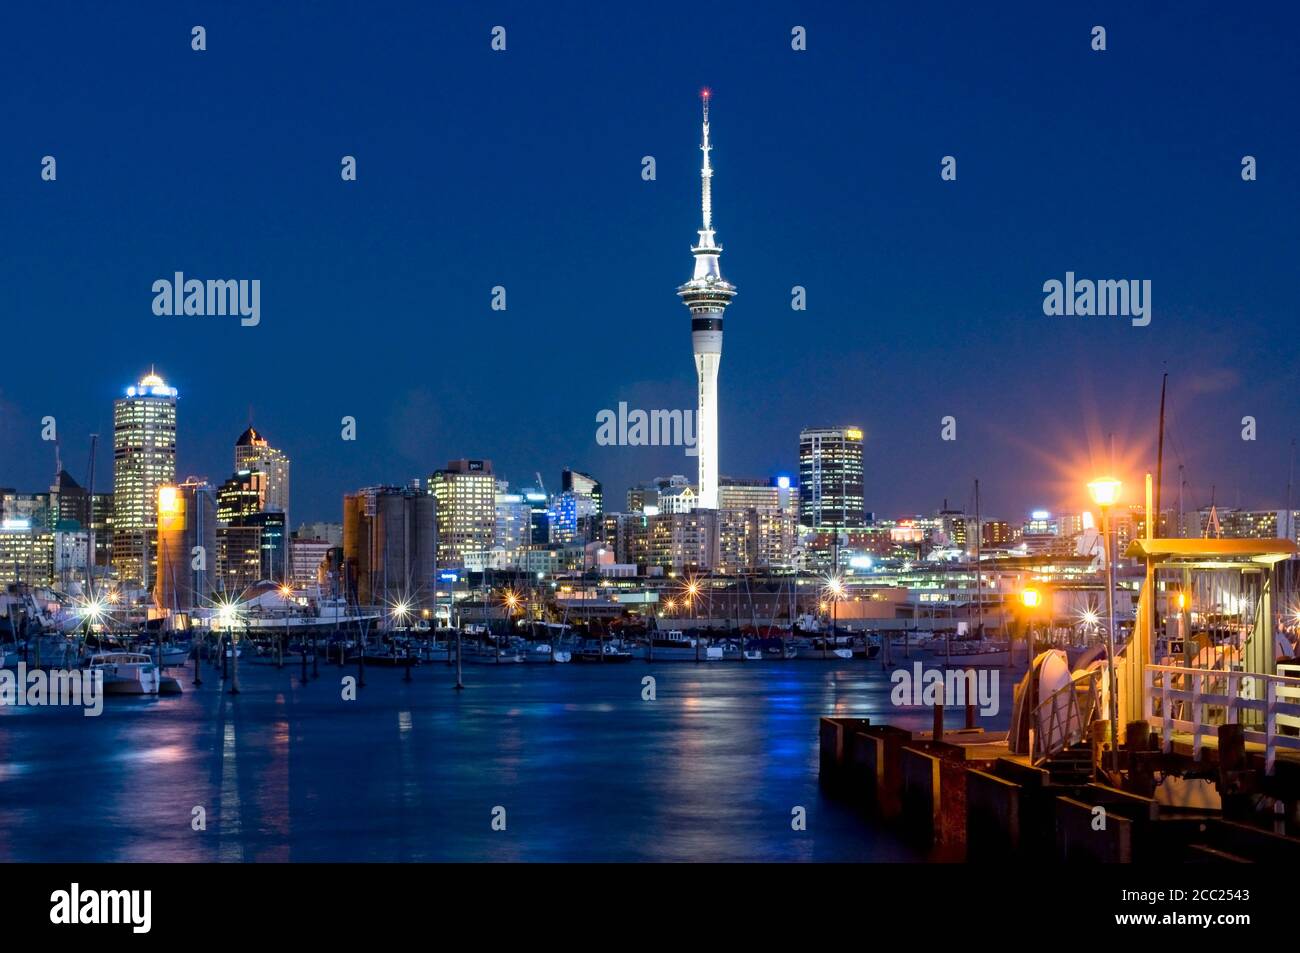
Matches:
[[0, 658, 1017, 862]]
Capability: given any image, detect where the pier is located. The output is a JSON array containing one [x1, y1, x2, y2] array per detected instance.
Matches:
[[821, 531, 1300, 862]]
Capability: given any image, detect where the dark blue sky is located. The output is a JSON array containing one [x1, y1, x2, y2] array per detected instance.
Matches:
[[2, 2, 1297, 523]]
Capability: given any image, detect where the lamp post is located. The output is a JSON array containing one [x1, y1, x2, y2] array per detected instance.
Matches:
[[1088, 476, 1122, 774], [1021, 587, 1041, 666], [393, 601, 412, 681], [504, 591, 519, 665]]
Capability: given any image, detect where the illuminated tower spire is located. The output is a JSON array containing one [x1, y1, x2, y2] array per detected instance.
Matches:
[[677, 89, 736, 511]]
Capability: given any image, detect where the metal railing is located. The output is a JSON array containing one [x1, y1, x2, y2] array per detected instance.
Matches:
[[1030, 668, 1102, 765], [1145, 664, 1300, 775]]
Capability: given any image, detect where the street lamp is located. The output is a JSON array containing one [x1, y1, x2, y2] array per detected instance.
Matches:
[[279, 584, 293, 673], [1021, 587, 1041, 665], [1088, 476, 1122, 774]]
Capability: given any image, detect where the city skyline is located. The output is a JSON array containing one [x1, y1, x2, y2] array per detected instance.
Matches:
[[2, 4, 1296, 525], [3, 363, 1297, 534]]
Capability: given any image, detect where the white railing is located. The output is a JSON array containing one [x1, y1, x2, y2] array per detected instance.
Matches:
[[1030, 668, 1101, 766], [1280, 664, 1300, 733], [1145, 664, 1300, 775]]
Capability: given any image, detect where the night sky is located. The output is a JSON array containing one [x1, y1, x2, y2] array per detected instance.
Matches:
[[2, 2, 1296, 524]]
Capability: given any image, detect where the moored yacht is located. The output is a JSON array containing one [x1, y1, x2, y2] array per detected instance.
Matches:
[[522, 643, 571, 663], [85, 652, 160, 695], [632, 630, 719, 661]]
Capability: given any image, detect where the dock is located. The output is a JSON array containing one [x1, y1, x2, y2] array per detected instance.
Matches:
[[820, 714, 1300, 862]]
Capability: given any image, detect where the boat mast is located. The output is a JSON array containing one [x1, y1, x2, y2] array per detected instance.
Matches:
[[1155, 372, 1167, 534], [974, 478, 983, 639]]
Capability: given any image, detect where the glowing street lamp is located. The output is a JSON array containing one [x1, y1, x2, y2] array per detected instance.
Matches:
[[1088, 476, 1122, 774], [1087, 477, 1122, 508], [679, 577, 702, 620], [1020, 588, 1042, 664]]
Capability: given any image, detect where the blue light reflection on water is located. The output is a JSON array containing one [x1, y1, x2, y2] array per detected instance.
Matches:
[[0, 660, 1013, 862]]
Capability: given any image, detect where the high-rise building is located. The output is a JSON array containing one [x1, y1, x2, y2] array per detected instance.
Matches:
[[561, 469, 603, 516], [428, 460, 496, 568], [981, 520, 1013, 547], [647, 509, 717, 573], [234, 426, 290, 514], [716, 477, 798, 570], [155, 480, 217, 612], [111, 370, 178, 586], [1022, 510, 1060, 537], [343, 486, 437, 607], [798, 427, 865, 531], [49, 468, 89, 530], [89, 493, 113, 568], [627, 485, 657, 514], [290, 537, 333, 589], [216, 469, 268, 522], [216, 524, 262, 595], [494, 482, 532, 561], [550, 490, 600, 544], [241, 511, 287, 582], [0, 518, 54, 587], [2, 490, 50, 529], [677, 91, 736, 511]]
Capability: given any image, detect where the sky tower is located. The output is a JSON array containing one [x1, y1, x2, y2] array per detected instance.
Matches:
[[677, 89, 736, 510]]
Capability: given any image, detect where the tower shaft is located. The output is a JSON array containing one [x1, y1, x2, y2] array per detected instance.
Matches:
[[676, 91, 736, 511]]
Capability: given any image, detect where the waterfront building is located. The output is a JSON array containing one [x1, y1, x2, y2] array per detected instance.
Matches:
[[798, 427, 865, 532], [429, 460, 496, 567], [1182, 507, 1300, 542], [343, 486, 437, 608], [676, 91, 736, 511], [520, 547, 561, 577], [155, 480, 217, 612], [111, 370, 177, 586]]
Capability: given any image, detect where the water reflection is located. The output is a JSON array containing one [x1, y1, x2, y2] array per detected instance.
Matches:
[[0, 661, 1003, 862]]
